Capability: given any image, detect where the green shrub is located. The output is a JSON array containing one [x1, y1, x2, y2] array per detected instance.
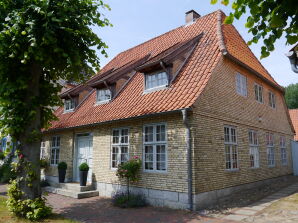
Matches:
[[39, 159, 48, 169], [7, 180, 52, 221], [58, 161, 67, 170], [0, 162, 16, 183], [0, 151, 5, 160], [79, 162, 89, 171], [112, 192, 147, 208]]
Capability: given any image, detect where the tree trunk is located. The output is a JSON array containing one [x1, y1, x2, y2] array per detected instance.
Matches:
[[17, 62, 42, 199]]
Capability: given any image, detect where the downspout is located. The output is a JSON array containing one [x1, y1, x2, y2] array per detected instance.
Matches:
[[286, 51, 298, 73], [181, 109, 193, 210]]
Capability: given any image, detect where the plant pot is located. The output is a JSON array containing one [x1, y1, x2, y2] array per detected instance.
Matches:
[[79, 170, 88, 186], [58, 169, 66, 183]]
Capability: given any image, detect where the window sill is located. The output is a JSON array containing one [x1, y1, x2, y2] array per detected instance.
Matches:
[[225, 169, 239, 172], [63, 109, 74, 114], [95, 100, 110, 106], [143, 85, 168, 94], [143, 170, 167, 174]]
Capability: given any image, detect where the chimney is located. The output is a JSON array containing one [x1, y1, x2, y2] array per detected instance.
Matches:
[[185, 10, 200, 24]]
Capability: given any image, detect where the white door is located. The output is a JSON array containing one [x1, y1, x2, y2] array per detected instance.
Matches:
[[75, 135, 93, 183]]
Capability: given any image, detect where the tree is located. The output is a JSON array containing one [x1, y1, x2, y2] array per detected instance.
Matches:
[[0, 0, 110, 219], [285, 83, 298, 109], [211, 0, 298, 58]]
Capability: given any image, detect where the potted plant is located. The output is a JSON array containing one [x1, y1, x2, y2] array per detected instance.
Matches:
[[79, 162, 89, 186], [58, 161, 67, 183]]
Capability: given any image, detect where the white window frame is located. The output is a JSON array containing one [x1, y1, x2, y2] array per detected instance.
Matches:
[[266, 133, 275, 167], [236, 73, 247, 97], [280, 136, 287, 166], [254, 83, 263, 103], [96, 88, 112, 104], [111, 128, 129, 169], [249, 130, 259, 168], [224, 126, 238, 171], [50, 136, 60, 166], [40, 141, 46, 159], [144, 71, 168, 92], [143, 123, 167, 173], [269, 91, 276, 109], [64, 98, 75, 112]]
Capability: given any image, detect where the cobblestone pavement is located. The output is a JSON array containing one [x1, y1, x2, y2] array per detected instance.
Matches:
[[222, 183, 298, 222], [0, 184, 236, 223]]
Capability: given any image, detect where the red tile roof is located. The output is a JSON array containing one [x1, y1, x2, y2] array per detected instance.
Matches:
[[47, 10, 282, 131], [289, 109, 298, 140]]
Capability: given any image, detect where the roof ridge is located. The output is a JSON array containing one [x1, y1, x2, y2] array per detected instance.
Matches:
[[216, 10, 227, 54], [112, 10, 219, 59]]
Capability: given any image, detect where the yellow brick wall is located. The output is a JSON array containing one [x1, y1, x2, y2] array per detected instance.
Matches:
[[191, 57, 294, 194], [43, 113, 189, 193]]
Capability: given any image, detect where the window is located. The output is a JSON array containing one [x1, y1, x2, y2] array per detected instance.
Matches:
[[224, 126, 238, 170], [280, 136, 287, 166], [64, 98, 75, 112], [145, 71, 168, 90], [254, 83, 263, 103], [266, 133, 275, 167], [111, 128, 129, 168], [269, 91, 276, 108], [236, 73, 247, 96], [143, 124, 167, 172], [40, 141, 46, 159], [249, 130, 259, 168], [96, 89, 111, 103], [50, 136, 60, 166]]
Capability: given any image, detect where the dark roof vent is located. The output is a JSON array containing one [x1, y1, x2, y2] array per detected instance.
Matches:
[[185, 10, 200, 24]]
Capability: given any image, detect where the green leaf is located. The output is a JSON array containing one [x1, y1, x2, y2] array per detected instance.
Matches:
[[221, 0, 229, 6], [210, 0, 218, 4], [224, 14, 234, 24]]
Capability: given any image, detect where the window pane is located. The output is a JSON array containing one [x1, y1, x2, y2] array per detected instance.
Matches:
[[224, 127, 230, 142], [121, 129, 129, 144], [145, 126, 154, 142], [145, 72, 168, 90], [113, 130, 119, 144], [144, 145, 154, 170], [225, 145, 231, 169], [97, 89, 111, 102], [156, 125, 166, 141]]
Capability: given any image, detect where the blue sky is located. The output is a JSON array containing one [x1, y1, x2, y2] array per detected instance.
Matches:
[[94, 0, 297, 87]]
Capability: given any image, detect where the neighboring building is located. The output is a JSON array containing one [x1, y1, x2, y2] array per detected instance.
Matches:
[[42, 10, 294, 210], [289, 109, 298, 141]]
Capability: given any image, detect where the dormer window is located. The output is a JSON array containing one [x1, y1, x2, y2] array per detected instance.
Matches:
[[64, 98, 75, 112], [145, 71, 168, 91], [96, 88, 111, 103]]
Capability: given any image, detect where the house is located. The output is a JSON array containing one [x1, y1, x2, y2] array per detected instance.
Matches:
[[42, 10, 294, 210], [289, 109, 298, 141]]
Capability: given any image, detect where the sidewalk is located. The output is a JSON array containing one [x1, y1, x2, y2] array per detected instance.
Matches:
[[222, 182, 298, 221]]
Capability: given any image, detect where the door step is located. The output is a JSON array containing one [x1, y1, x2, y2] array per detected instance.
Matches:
[[44, 182, 99, 199]]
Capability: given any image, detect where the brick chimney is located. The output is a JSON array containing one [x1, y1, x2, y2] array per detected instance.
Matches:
[[185, 10, 200, 24]]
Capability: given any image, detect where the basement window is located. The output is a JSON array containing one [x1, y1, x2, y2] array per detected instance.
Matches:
[[145, 71, 168, 92], [96, 88, 111, 104]]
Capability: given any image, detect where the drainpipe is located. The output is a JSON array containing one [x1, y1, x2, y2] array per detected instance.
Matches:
[[182, 109, 193, 210], [286, 51, 298, 73]]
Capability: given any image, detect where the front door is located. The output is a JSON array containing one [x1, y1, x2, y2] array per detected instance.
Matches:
[[75, 134, 93, 183]]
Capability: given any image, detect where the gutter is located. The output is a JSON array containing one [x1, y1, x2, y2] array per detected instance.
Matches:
[[44, 109, 185, 133], [286, 50, 298, 73], [181, 108, 193, 210]]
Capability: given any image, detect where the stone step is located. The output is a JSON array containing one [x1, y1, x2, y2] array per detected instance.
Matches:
[[44, 186, 99, 199], [50, 182, 94, 192]]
